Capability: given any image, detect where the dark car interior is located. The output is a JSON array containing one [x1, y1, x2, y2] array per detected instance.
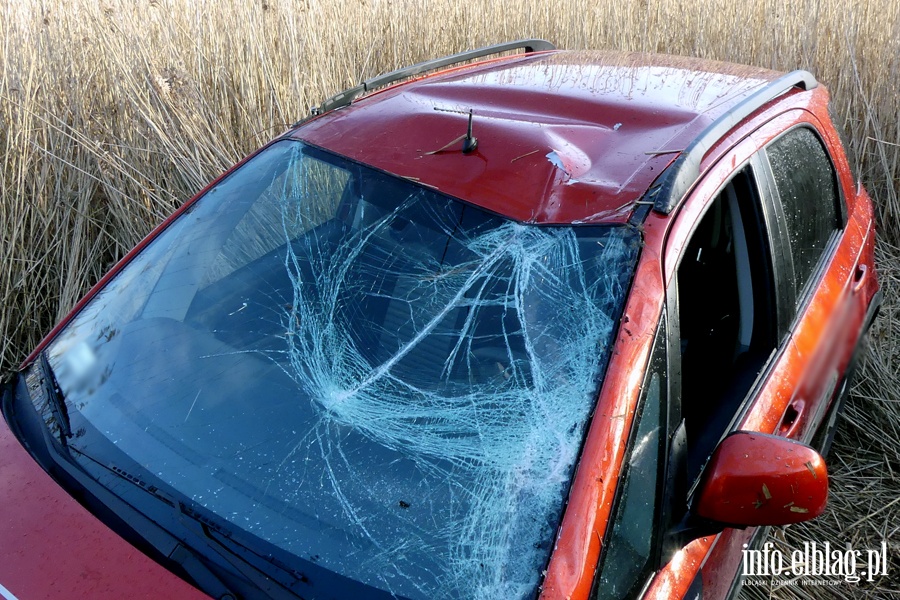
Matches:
[[677, 167, 777, 482]]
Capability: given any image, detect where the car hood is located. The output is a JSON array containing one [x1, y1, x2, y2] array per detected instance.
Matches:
[[0, 417, 208, 600]]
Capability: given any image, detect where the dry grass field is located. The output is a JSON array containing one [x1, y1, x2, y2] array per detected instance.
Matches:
[[1, 0, 898, 598]]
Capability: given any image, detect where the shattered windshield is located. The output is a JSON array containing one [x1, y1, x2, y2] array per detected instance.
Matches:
[[45, 141, 640, 599]]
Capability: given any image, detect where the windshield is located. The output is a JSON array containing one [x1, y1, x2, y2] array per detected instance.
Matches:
[[42, 140, 640, 599]]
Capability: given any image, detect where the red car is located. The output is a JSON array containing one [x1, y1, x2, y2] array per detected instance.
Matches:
[[0, 40, 880, 600]]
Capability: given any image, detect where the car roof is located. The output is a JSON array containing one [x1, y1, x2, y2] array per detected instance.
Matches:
[[292, 50, 783, 225]]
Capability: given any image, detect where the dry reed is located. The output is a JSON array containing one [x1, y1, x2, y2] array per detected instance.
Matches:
[[1, 1, 897, 598]]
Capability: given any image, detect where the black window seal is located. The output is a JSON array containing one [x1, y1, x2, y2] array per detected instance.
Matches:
[[749, 152, 795, 340], [589, 310, 669, 600]]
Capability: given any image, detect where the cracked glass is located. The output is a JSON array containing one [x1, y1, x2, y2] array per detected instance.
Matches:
[[45, 140, 641, 599]]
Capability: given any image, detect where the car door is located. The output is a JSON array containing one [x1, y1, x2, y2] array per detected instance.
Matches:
[[642, 109, 876, 600], [591, 134, 782, 600], [756, 120, 878, 448], [693, 115, 878, 600]]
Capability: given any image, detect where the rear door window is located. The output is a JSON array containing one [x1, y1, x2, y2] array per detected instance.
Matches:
[[764, 127, 843, 304]]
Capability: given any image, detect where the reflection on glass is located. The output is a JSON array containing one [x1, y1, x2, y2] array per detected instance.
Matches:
[[47, 141, 640, 599]]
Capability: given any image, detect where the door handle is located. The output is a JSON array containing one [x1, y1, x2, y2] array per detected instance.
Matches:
[[853, 263, 868, 294], [778, 399, 805, 437]]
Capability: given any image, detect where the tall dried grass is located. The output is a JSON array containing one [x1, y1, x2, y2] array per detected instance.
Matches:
[[1, 0, 897, 598]]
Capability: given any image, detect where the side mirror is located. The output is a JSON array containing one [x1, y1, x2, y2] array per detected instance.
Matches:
[[693, 431, 828, 526]]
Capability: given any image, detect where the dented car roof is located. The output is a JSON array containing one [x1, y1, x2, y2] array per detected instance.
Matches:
[[293, 50, 782, 224]]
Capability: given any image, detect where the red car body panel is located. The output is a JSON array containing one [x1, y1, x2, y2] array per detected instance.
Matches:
[[295, 52, 781, 225], [6, 47, 880, 600], [0, 418, 207, 600]]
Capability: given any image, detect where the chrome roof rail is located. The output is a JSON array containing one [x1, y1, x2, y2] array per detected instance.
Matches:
[[311, 39, 555, 117]]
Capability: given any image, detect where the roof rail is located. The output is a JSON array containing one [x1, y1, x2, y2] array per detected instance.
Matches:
[[312, 39, 556, 116], [651, 69, 817, 215]]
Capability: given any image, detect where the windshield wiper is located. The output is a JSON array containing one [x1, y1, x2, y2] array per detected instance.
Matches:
[[72, 449, 302, 599], [16, 362, 290, 599], [39, 352, 72, 443]]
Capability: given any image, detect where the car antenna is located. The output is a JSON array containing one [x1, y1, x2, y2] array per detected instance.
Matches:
[[431, 107, 478, 154]]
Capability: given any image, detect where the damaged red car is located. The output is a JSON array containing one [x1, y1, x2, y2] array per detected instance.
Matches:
[[0, 40, 881, 600]]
